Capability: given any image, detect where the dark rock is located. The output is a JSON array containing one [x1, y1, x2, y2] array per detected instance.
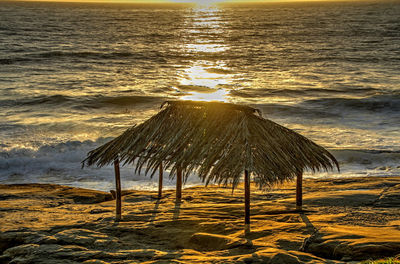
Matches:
[[184, 196, 194, 201], [0, 184, 113, 204], [0, 231, 49, 254], [351, 243, 400, 260], [375, 184, 400, 207], [308, 240, 350, 260], [2, 243, 101, 263], [89, 209, 112, 214], [253, 248, 329, 264], [269, 252, 302, 264], [55, 189, 113, 204], [189, 232, 251, 251], [306, 192, 380, 207], [307, 236, 400, 261], [54, 229, 119, 248]]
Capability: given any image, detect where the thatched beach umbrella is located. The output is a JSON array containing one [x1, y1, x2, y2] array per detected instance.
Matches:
[[83, 100, 339, 224]]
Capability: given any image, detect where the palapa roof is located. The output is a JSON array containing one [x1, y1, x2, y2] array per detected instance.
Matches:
[[83, 100, 339, 189]]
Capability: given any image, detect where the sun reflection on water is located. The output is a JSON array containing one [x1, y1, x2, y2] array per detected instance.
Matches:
[[178, 62, 232, 89], [184, 43, 227, 53], [181, 89, 229, 102], [176, 5, 233, 102], [171, 1, 224, 9]]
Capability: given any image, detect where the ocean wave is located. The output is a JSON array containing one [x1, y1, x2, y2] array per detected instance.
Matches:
[[0, 95, 72, 107], [259, 104, 339, 119], [5, 93, 393, 120], [231, 87, 354, 98], [0, 94, 164, 109], [302, 94, 400, 113], [256, 93, 400, 119], [0, 50, 169, 65], [331, 149, 400, 166], [0, 57, 32, 65], [0, 139, 202, 191], [0, 48, 266, 66], [93, 95, 163, 107], [0, 140, 399, 188]]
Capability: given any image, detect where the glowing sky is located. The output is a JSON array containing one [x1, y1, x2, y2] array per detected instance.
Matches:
[[21, 0, 359, 2]]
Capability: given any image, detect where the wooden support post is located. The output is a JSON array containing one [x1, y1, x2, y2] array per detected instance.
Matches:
[[176, 167, 182, 202], [244, 170, 250, 227], [114, 159, 122, 221], [296, 171, 303, 211], [158, 163, 163, 199]]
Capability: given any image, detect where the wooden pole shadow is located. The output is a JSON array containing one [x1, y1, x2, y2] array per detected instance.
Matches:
[[173, 201, 181, 220], [299, 212, 319, 252]]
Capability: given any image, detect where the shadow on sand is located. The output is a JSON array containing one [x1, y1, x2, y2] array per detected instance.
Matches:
[[299, 212, 319, 252], [173, 201, 181, 220]]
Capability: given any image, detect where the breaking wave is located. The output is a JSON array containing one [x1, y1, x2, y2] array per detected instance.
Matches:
[[0, 140, 399, 191]]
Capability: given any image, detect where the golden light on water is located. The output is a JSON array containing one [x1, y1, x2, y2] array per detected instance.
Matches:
[[178, 63, 232, 89], [176, 5, 233, 102], [181, 88, 229, 102], [185, 43, 227, 53]]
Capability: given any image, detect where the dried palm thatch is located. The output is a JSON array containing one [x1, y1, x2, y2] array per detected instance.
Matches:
[[83, 100, 339, 189]]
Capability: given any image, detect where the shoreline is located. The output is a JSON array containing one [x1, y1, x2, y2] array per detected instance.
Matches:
[[1, 176, 399, 263]]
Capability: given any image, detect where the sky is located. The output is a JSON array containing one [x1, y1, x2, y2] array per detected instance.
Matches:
[[17, 0, 361, 3]]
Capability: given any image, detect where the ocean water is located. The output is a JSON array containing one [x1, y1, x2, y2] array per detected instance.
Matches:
[[0, 0, 399, 191]]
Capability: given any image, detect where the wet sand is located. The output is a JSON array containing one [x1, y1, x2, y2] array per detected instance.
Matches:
[[0, 176, 399, 263]]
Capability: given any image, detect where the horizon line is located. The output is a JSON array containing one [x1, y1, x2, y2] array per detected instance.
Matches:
[[5, 0, 381, 3]]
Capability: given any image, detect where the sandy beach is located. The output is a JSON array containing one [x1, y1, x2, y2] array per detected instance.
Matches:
[[0, 176, 399, 263]]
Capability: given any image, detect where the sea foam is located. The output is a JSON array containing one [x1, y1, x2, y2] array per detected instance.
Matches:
[[0, 139, 398, 191]]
